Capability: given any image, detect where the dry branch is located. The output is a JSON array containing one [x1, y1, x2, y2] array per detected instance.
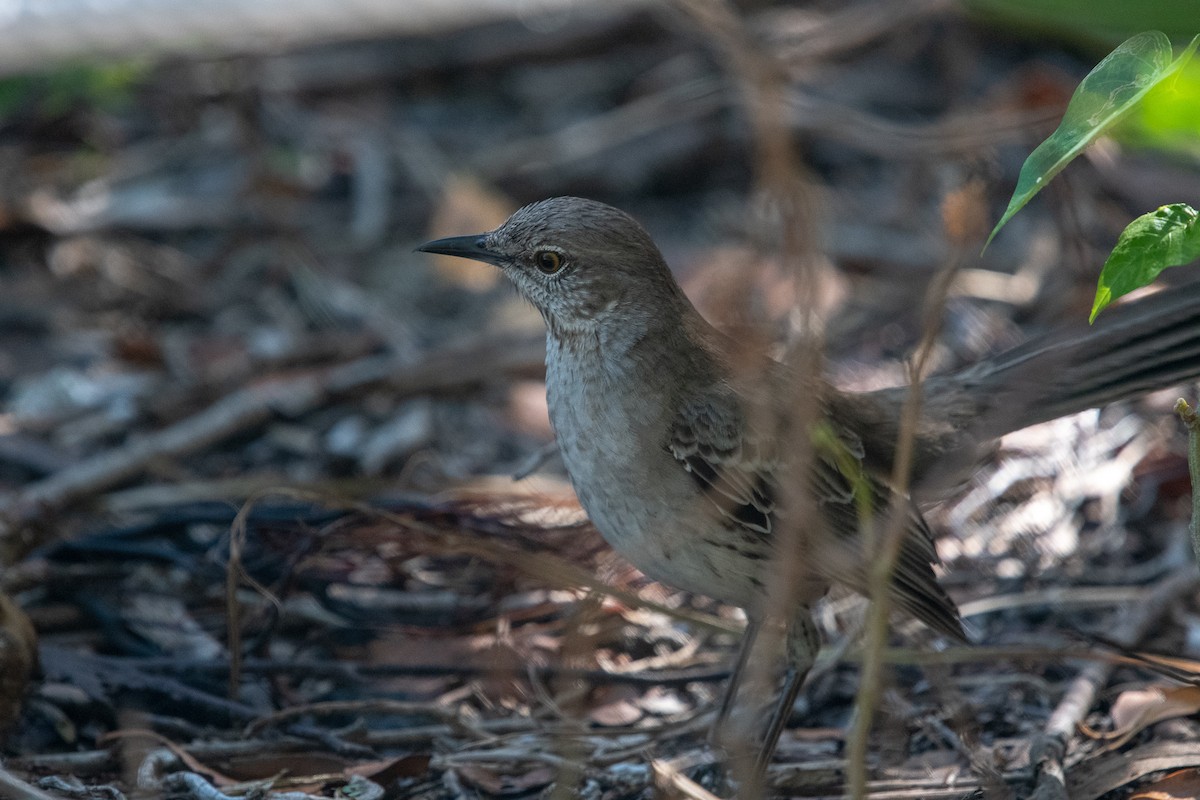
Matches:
[[1030, 569, 1200, 799], [0, 335, 544, 542]]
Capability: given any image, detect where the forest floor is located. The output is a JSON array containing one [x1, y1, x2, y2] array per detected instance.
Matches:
[[1, 3, 1200, 798]]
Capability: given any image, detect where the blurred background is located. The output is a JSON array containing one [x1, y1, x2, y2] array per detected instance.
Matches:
[[0, 1, 1199, 797]]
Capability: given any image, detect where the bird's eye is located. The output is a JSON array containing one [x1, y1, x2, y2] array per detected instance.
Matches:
[[534, 250, 564, 274]]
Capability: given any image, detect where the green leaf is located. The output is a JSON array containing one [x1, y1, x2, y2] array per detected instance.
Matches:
[[965, 0, 1200, 44], [1090, 204, 1200, 322], [1117, 56, 1200, 157], [43, 60, 149, 116], [987, 31, 1200, 248]]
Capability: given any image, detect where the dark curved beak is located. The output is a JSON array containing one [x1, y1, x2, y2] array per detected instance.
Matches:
[[416, 234, 505, 267]]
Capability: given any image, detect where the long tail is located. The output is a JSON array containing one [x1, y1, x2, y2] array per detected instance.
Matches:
[[836, 279, 1200, 487], [966, 279, 1200, 437], [823, 279, 1200, 637]]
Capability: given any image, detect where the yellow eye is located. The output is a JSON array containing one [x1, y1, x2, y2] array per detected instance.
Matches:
[[534, 250, 563, 274]]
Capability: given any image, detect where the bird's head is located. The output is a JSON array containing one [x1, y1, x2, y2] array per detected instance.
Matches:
[[418, 197, 686, 336]]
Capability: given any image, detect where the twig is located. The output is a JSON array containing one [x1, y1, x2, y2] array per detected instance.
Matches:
[[244, 699, 456, 736], [478, 79, 727, 181], [846, 186, 974, 797], [80, 653, 733, 687], [956, 586, 1146, 618], [1067, 740, 1200, 799], [38, 645, 262, 723], [1029, 569, 1200, 799], [651, 759, 724, 800], [667, 1, 827, 793], [9, 720, 537, 776], [225, 492, 287, 700], [511, 441, 561, 481], [0, 764, 61, 800], [785, 93, 1056, 159], [69, 638, 1192, 681], [0, 335, 544, 542], [361, 502, 742, 636], [1174, 398, 1200, 563], [762, 0, 953, 65]]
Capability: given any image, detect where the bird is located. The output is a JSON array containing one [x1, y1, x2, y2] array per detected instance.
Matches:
[[419, 196, 1200, 771]]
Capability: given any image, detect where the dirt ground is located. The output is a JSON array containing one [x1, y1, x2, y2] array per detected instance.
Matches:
[[1, 3, 1200, 798]]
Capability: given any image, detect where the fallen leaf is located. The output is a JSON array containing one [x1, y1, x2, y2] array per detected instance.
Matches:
[[1082, 686, 1200, 751], [457, 764, 555, 796], [352, 753, 432, 784], [1131, 767, 1200, 799], [588, 684, 643, 727]]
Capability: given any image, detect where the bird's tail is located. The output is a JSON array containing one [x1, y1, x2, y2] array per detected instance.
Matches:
[[838, 279, 1200, 491], [964, 280, 1200, 438]]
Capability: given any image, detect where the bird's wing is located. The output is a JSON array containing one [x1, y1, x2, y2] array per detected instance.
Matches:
[[811, 426, 964, 640], [666, 387, 964, 641], [667, 389, 778, 538]]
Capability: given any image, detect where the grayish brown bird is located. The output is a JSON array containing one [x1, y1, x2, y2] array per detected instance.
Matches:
[[420, 196, 1200, 769]]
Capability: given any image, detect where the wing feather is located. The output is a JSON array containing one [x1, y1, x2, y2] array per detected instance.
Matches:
[[665, 385, 964, 641]]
